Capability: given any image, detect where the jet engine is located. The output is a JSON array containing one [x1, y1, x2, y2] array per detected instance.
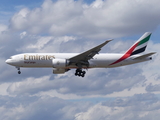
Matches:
[[52, 58, 69, 68]]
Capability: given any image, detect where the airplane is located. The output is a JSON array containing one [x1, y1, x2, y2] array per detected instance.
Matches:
[[6, 32, 155, 77]]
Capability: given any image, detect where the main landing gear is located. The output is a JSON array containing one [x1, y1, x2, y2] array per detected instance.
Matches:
[[75, 69, 86, 77], [16, 67, 21, 74]]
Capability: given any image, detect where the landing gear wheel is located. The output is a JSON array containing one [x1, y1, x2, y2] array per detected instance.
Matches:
[[18, 71, 21, 74], [16, 67, 21, 74], [81, 71, 86, 77], [81, 74, 84, 77], [75, 69, 86, 77], [75, 72, 78, 76]]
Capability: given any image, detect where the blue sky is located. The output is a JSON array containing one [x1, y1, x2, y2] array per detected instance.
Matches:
[[0, 0, 44, 9], [0, 0, 44, 24], [1, 0, 160, 120]]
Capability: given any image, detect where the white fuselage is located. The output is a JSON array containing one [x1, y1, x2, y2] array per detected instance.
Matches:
[[6, 53, 151, 69]]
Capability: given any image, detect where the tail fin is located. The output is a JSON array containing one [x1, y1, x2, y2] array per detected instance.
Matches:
[[125, 32, 152, 56], [110, 32, 152, 65]]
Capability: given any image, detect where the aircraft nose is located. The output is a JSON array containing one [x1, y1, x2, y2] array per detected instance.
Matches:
[[5, 59, 12, 64]]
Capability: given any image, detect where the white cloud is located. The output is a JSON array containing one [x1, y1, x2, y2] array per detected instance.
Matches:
[[26, 36, 52, 50], [20, 31, 27, 39], [0, 93, 160, 120], [10, 8, 30, 31], [0, 95, 91, 120], [75, 93, 160, 120], [16, 31, 77, 53], [91, 0, 104, 8], [0, 24, 7, 33], [9, 0, 160, 39]]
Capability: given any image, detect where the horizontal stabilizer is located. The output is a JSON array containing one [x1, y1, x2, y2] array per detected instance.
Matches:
[[133, 52, 156, 60]]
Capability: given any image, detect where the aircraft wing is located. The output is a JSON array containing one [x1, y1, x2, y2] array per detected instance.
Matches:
[[69, 40, 112, 65]]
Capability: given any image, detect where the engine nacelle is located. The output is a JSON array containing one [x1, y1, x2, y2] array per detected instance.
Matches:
[[53, 68, 66, 74], [52, 58, 68, 68]]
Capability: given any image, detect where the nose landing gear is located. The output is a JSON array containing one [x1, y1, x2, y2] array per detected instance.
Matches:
[[75, 69, 86, 77], [16, 67, 21, 74], [18, 71, 21, 74]]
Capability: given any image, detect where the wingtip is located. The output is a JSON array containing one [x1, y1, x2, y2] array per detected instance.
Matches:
[[106, 39, 113, 42]]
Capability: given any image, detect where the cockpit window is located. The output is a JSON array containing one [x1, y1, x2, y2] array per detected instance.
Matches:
[[10, 56, 13, 59]]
